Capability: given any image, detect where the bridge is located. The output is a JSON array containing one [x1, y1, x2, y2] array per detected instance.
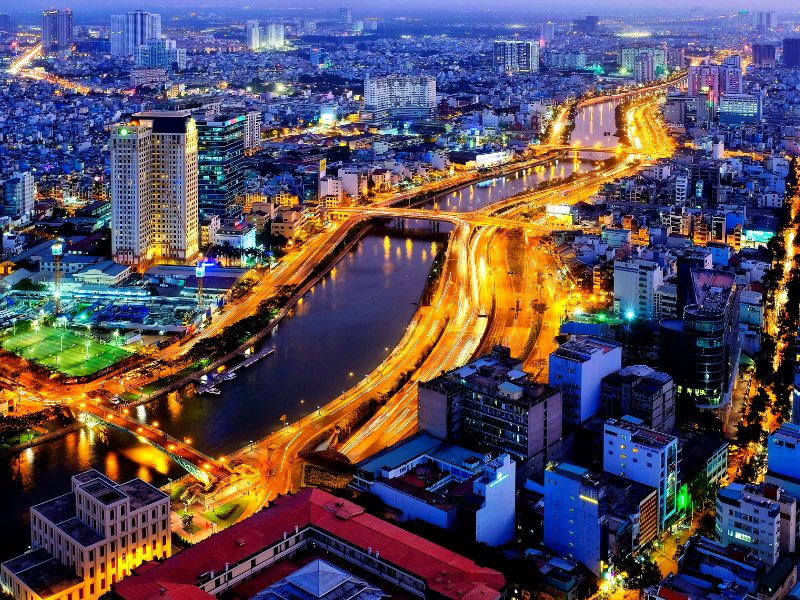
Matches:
[[330, 206, 570, 234], [78, 403, 229, 486]]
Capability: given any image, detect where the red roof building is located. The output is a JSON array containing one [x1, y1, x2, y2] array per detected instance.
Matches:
[[112, 488, 504, 600]]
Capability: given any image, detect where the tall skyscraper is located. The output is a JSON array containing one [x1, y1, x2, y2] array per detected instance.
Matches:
[[110, 111, 199, 269], [540, 21, 555, 44], [784, 38, 800, 68], [0, 14, 12, 33], [752, 43, 776, 68], [266, 22, 285, 49], [493, 40, 539, 73], [41, 9, 73, 53], [196, 115, 246, 218], [753, 11, 778, 33], [339, 7, 352, 25], [246, 19, 260, 50], [111, 11, 162, 57]]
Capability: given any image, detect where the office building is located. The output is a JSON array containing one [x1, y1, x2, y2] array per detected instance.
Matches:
[[549, 337, 622, 426], [110, 111, 199, 269], [0, 470, 170, 600], [544, 50, 586, 71], [110, 488, 505, 600], [353, 433, 515, 546], [752, 43, 776, 68], [41, 9, 73, 53], [784, 38, 800, 68], [660, 269, 739, 411], [196, 115, 246, 219], [2, 172, 35, 218], [613, 258, 664, 320], [544, 462, 658, 576], [0, 14, 11, 33], [540, 21, 555, 44], [110, 11, 161, 58], [603, 417, 678, 531], [245, 20, 260, 50], [716, 482, 797, 566], [766, 423, 800, 499], [340, 7, 353, 25], [363, 75, 437, 122], [718, 93, 763, 125], [419, 346, 562, 479], [493, 40, 539, 73], [601, 365, 675, 432], [135, 38, 186, 72]]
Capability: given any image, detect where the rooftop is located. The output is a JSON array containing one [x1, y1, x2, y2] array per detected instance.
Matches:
[[605, 417, 677, 450], [1, 548, 82, 598], [113, 488, 504, 600]]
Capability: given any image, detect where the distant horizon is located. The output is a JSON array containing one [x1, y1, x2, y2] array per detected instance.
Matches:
[[2, 0, 800, 24]]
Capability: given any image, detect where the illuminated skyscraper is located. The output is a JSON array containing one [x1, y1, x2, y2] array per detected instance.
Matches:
[[110, 111, 199, 268], [339, 7, 352, 25], [111, 11, 162, 57], [364, 75, 437, 121], [493, 40, 539, 73], [266, 22, 285, 49], [41, 9, 73, 52], [196, 115, 246, 218], [246, 19, 260, 50]]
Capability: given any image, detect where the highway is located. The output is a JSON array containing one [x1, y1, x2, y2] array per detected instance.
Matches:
[[5, 83, 675, 532]]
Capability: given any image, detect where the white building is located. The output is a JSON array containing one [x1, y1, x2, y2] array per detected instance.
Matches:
[[110, 111, 199, 269], [548, 337, 622, 426], [338, 167, 367, 199], [318, 176, 343, 203], [2, 172, 35, 218], [244, 111, 262, 150], [111, 11, 161, 57], [265, 23, 284, 49], [364, 76, 437, 121], [353, 434, 515, 547], [246, 20, 260, 50], [544, 463, 604, 575], [0, 470, 170, 600], [716, 481, 796, 566], [210, 222, 257, 250], [613, 258, 664, 320], [493, 40, 539, 73], [766, 423, 800, 499], [603, 416, 678, 532]]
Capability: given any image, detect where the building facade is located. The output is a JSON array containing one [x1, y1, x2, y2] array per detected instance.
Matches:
[[549, 337, 622, 426], [493, 40, 539, 73], [196, 115, 246, 219], [603, 417, 678, 531], [716, 482, 797, 566], [111, 11, 161, 57], [600, 365, 676, 432], [2, 172, 35, 218], [41, 9, 73, 53], [0, 470, 170, 600], [419, 346, 562, 479], [110, 111, 199, 269], [363, 76, 437, 121]]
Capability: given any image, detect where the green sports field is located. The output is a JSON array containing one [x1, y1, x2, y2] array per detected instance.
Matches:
[[1, 326, 131, 377]]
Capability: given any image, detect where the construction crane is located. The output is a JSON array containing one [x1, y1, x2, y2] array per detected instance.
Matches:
[[52, 238, 64, 314]]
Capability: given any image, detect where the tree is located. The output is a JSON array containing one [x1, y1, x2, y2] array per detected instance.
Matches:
[[181, 513, 194, 530]]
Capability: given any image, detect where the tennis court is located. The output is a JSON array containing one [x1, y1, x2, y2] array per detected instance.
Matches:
[[1, 326, 131, 376]]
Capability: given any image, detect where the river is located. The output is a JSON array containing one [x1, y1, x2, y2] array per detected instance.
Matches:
[[0, 105, 613, 561]]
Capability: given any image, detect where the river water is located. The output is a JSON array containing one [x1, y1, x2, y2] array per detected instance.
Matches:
[[1, 105, 612, 561]]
